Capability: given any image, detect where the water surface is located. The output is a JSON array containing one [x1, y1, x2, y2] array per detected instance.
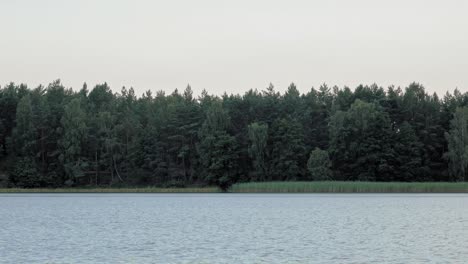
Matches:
[[0, 194, 467, 263]]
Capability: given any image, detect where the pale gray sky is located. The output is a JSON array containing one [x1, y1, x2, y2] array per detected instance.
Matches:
[[1, 0, 467, 95]]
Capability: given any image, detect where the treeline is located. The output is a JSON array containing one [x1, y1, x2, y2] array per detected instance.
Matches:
[[1, 80, 468, 189]]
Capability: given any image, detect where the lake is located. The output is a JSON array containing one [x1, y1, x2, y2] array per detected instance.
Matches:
[[0, 194, 467, 263]]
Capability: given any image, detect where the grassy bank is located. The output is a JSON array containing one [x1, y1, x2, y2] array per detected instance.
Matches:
[[0, 187, 219, 193], [1, 181, 468, 193], [230, 181, 468, 193]]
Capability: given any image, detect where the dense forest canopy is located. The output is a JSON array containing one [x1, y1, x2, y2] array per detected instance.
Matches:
[[1, 80, 468, 189]]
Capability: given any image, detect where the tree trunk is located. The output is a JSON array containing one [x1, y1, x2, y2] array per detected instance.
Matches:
[[113, 156, 124, 182], [95, 150, 99, 185]]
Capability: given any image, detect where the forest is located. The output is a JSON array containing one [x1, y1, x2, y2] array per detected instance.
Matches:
[[1, 80, 468, 190]]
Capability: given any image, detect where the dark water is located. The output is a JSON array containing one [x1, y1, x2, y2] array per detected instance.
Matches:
[[0, 193, 467, 263]]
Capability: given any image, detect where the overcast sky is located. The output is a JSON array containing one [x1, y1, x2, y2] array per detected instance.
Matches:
[[1, 0, 467, 96]]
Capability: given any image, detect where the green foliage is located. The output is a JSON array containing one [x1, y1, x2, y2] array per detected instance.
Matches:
[[1, 80, 468, 189], [392, 122, 425, 181], [270, 118, 305, 180], [0, 83, 22, 158], [12, 94, 37, 156], [60, 98, 88, 181], [329, 100, 393, 181], [302, 85, 331, 151], [248, 122, 268, 181], [9, 157, 41, 188], [307, 148, 332, 180], [197, 101, 238, 191], [445, 107, 468, 181]]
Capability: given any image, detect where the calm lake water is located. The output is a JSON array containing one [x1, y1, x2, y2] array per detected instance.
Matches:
[[0, 194, 467, 263]]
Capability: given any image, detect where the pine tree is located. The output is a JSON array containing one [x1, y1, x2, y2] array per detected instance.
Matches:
[[270, 118, 305, 180], [393, 122, 424, 181]]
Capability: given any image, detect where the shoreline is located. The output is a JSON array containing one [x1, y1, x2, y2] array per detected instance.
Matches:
[[1, 181, 468, 193]]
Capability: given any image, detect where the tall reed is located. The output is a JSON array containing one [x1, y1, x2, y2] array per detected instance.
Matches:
[[230, 181, 468, 193]]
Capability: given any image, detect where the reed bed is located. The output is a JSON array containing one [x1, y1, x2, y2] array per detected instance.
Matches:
[[230, 181, 468, 193]]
